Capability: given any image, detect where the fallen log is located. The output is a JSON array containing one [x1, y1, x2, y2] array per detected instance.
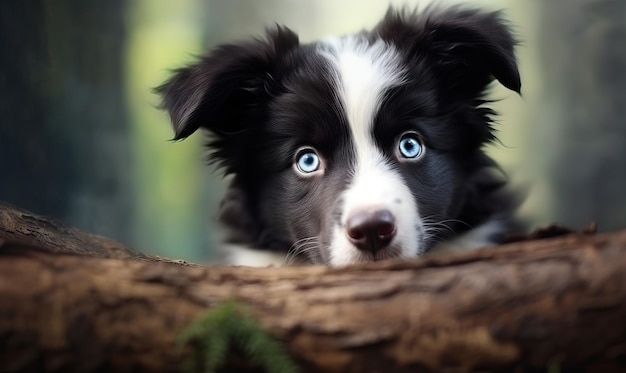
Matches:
[[0, 203, 625, 373], [0, 202, 144, 259]]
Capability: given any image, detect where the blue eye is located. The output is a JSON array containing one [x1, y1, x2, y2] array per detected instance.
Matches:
[[295, 149, 321, 174], [398, 134, 423, 159]]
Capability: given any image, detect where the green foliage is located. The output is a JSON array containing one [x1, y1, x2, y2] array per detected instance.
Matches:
[[178, 301, 298, 373], [546, 361, 561, 373]]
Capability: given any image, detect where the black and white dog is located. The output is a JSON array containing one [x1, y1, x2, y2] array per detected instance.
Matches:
[[158, 5, 521, 266]]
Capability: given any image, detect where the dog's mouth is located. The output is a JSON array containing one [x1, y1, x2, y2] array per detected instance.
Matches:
[[341, 244, 406, 264]]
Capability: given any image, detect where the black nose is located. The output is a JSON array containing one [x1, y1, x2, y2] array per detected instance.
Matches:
[[346, 209, 396, 253]]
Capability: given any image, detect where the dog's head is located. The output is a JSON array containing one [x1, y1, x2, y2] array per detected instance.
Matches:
[[157, 6, 521, 265]]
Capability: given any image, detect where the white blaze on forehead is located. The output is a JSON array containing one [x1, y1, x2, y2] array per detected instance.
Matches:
[[318, 36, 406, 157], [319, 36, 423, 266]]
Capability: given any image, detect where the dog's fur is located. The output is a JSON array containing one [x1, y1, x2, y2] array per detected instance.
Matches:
[[157, 5, 522, 266]]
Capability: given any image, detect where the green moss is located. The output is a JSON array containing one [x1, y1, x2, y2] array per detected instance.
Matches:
[[178, 301, 298, 373], [546, 361, 561, 373]]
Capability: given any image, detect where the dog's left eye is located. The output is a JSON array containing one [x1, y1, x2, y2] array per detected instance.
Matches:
[[398, 133, 423, 159], [295, 148, 321, 174]]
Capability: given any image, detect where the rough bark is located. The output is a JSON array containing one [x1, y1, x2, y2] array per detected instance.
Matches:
[[1, 203, 626, 373], [0, 202, 143, 259]]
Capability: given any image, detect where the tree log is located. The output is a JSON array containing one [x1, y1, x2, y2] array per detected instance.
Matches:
[[1, 203, 626, 373], [0, 202, 143, 259]]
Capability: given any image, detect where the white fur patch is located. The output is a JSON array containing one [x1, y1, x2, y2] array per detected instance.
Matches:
[[319, 36, 423, 266], [220, 244, 285, 267]]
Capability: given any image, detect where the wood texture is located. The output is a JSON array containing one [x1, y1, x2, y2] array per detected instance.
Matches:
[[1, 203, 626, 372], [0, 201, 144, 259]]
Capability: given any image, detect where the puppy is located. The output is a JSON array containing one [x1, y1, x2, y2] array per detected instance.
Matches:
[[157, 5, 521, 266]]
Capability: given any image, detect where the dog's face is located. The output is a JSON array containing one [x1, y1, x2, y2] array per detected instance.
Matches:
[[158, 6, 521, 265]]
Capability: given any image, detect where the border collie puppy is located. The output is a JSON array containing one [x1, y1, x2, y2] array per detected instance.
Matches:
[[157, 6, 522, 266]]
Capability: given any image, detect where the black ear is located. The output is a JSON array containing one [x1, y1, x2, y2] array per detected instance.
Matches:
[[156, 26, 299, 141], [376, 6, 521, 97]]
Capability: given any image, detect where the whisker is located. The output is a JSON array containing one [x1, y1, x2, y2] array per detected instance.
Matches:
[[420, 215, 474, 238], [285, 237, 320, 265]]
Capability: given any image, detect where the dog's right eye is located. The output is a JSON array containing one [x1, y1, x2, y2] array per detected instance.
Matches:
[[295, 148, 321, 174]]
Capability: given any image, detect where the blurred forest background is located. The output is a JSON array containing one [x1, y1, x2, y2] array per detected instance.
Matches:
[[1, 0, 625, 262]]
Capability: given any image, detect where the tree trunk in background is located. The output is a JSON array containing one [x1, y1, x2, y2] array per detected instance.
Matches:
[[0, 2, 53, 216], [0, 1, 133, 243], [538, 0, 626, 230]]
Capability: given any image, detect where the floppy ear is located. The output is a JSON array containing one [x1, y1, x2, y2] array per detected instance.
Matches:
[[156, 26, 299, 141], [376, 6, 521, 97]]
